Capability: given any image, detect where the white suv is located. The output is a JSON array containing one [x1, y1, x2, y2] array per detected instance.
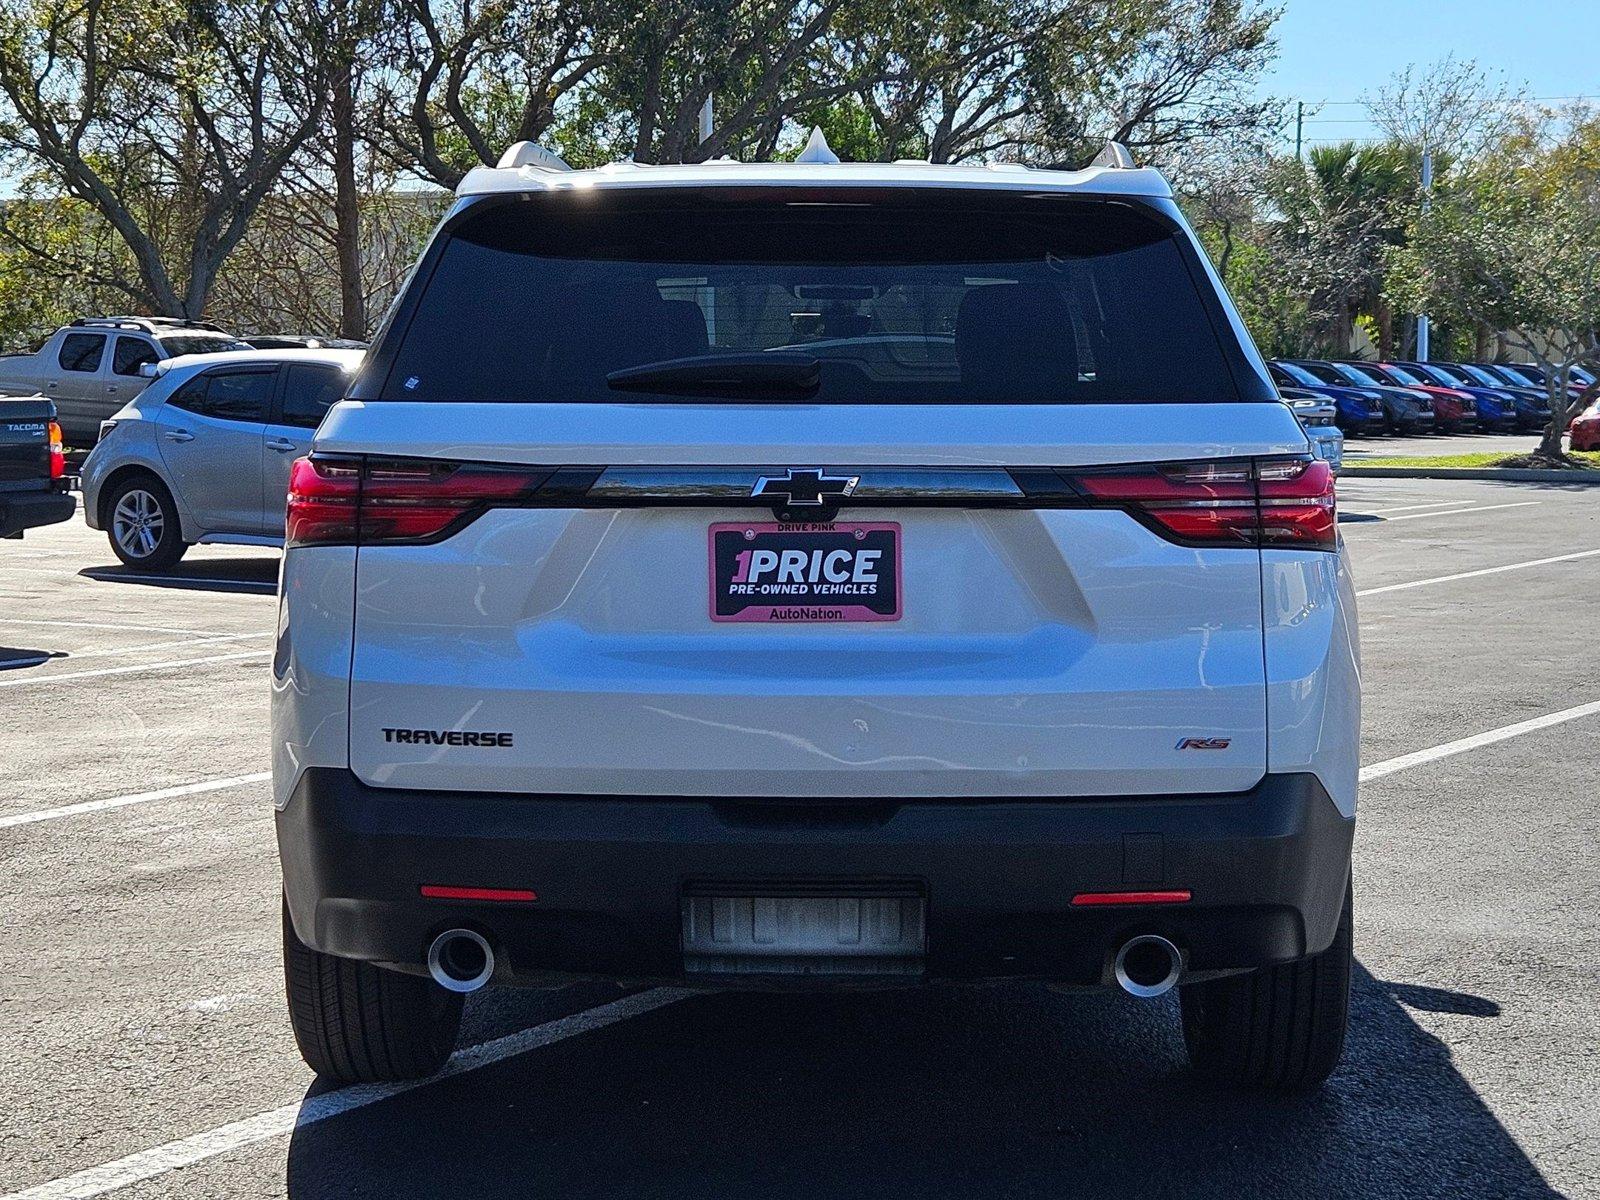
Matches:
[[273, 138, 1359, 1092]]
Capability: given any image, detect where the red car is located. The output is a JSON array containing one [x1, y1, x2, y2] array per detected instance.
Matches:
[[1570, 399, 1600, 451], [1342, 362, 1479, 432]]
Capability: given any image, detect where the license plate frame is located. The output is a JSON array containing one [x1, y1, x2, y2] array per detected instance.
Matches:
[[707, 520, 902, 623]]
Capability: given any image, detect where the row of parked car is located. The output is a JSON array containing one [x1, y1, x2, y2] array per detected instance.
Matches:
[[1269, 358, 1600, 437], [0, 316, 365, 554], [0, 316, 364, 449]]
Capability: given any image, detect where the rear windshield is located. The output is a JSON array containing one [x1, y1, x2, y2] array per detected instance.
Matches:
[[159, 335, 251, 357], [377, 191, 1250, 404]]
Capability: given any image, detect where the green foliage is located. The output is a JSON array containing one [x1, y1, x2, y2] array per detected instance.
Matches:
[[1385, 113, 1600, 451]]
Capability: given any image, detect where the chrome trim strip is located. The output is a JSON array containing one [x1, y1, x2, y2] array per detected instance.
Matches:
[[588, 466, 1026, 502]]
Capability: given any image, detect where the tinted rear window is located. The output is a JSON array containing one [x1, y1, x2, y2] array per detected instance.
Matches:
[[159, 335, 251, 357], [378, 192, 1249, 405]]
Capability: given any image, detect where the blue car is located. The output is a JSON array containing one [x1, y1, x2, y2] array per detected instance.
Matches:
[[1441, 363, 1551, 429], [1392, 362, 1520, 430], [1268, 361, 1386, 434], [1292, 360, 1436, 434]]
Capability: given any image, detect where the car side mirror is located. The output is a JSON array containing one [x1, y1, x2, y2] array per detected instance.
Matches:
[[139, 362, 160, 378]]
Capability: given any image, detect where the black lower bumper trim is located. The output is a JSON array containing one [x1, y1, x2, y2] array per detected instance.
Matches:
[[278, 769, 1354, 988], [0, 488, 75, 538]]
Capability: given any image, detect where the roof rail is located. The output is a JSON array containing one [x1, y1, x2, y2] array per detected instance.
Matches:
[[496, 142, 574, 172], [70, 315, 225, 333], [1089, 142, 1137, 170], [70, 317, 153, 333]]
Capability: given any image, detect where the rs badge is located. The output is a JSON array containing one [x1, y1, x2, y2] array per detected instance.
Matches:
[[1175, 737, 1232, 750]]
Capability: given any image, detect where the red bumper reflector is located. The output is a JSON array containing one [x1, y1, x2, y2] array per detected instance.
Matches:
[[1070, 889, 1192, 907], [420, 885, 538, 902]]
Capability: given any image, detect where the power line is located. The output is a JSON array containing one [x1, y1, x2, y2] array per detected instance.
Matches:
[[1296, 94, 1595, 109]]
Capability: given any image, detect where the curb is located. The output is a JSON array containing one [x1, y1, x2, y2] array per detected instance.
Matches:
[[1341, 466, 1600, 484]]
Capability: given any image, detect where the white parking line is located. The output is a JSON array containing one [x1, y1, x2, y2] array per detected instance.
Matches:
[[1361, 699, 1600, 783], [0, 773, 271, 830], [0, 988, 691, 1200], [0, 617, 233, 637], [1356, 548, 1600, 597], [1345, 499, 1475, 516], [0, 650, 271, 689], [1362, 500, 1539, 524], [62, 632, 271, 660]]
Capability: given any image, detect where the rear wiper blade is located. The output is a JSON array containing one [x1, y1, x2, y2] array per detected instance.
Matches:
[[606, 352, 820, 398]]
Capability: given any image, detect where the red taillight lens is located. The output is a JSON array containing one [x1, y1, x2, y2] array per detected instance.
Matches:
[[286, 456, 360, 546], [1072, 457, 1335, 550], [47, 420, 64, 480], [1256, 458, 1336, 547], [285, 456, 550, 548], [360, 459, 546, 543]]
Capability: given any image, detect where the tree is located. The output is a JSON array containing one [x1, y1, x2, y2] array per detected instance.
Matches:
[[0, 0, 335, 319], [1366, 56, 1527, 160], [1386, 114, 1600, 460], [834, 0, 1278, 167]]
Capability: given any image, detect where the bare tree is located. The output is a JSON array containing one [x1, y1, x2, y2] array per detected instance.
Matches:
[[0, 0, 332, 318], [1365, 56, 1529, 156]]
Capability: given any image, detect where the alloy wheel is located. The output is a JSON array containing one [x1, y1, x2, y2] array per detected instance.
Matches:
[[112, 488, 165, 560]]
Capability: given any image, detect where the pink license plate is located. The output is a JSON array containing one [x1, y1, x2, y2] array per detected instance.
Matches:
[[708, 521, 902, 623]]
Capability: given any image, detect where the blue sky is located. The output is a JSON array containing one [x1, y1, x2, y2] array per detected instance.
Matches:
[[1260, 0, 1600, 147]]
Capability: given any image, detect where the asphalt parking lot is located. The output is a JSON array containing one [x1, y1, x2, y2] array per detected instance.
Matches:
[[2, 476, 1597, 1200]]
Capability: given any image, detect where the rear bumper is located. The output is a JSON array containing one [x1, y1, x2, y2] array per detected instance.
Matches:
[[278, 768, 1354, 988], [0, 487, 74, 538]]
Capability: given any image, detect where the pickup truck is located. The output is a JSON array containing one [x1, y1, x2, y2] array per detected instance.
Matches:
[[0, 396, 74, 537], [0, 317, 249, 448]]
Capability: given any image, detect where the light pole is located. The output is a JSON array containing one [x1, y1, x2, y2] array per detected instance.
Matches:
[[1417, 147, 1433, 361]]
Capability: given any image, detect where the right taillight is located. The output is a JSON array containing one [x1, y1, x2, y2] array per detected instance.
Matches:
[[1072, 457, 1335, 550], [1255, 457, 1336, 547], [285, 455, 551, 548], [47, 420, 64, 480]]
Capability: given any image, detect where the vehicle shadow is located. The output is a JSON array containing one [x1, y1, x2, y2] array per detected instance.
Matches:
[[0, 646, 63, 670], [284, 963, 1558, 1199], [76, 557, 279, 595]]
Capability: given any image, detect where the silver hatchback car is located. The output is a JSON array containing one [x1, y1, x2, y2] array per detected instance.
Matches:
[[81, 348, 362, 568]]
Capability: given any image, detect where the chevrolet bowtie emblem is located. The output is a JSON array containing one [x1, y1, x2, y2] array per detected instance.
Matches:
[[750, 468, 860, 507]]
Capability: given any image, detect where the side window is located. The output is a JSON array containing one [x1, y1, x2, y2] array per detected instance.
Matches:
[[166, 369, 273, 423], [58, 333, 106, 373], [279, 365, 345, 429], [112, 336, 160, 377]]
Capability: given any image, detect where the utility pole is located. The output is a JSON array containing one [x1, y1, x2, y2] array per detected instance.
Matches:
[[1417, 147, 1433, 361], [1295, 101, 1304, 161]]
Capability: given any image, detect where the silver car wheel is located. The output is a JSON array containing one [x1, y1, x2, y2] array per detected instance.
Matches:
[[112, 488, 165, 559]]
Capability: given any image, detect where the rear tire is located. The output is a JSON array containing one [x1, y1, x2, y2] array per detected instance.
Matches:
[[1179, 882, 1352, 1092], [282, 898, 463, 1083], [104, 474, 187, 570]]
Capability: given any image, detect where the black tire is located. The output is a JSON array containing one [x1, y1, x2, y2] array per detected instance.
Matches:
[[282, 898, 463, 1084], [103, 473, 188, 570], [1179, 883, 1352, 1092]]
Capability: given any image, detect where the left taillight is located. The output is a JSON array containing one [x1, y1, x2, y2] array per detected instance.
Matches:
[[285, 455, 550, 548], [1072, 457, 1335, 550], [47, 420, 64, 480]]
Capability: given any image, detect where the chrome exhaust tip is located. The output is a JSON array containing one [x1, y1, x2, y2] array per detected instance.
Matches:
[[1113, 934, 1182, 999], [427, 928, 494, 993]]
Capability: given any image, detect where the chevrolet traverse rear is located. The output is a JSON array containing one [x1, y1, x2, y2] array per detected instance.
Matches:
[[274, 140, 1359, 1092]]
